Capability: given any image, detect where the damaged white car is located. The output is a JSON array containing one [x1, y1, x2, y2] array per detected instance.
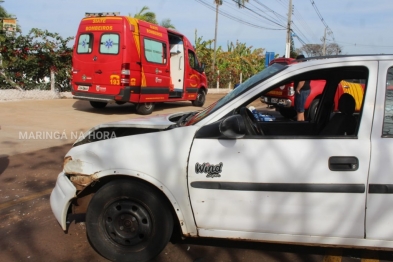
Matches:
[[51, 55, 393, 262]]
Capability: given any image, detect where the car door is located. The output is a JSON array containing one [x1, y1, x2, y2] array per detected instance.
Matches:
[[188, 61, 377, 241], [366, 61, 393, 241]]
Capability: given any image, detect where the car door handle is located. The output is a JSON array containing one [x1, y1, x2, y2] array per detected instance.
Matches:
[[329, 156, 358, 171], [95, 70, 102, 74]]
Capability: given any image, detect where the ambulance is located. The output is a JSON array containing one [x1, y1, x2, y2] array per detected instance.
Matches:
[[71, 12, 207, 115]]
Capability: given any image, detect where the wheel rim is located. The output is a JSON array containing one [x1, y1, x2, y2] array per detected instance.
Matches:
[[103, 200, 152, 247], [143, 103, 153, 110], [197, 92, 205, 104]]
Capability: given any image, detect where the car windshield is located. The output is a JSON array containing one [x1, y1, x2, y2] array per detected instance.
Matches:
[[186, 63, 287, 125]]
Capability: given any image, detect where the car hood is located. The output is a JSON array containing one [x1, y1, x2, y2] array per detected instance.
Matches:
[[95, 112, 185, 129], [73, 112, 188, 146]]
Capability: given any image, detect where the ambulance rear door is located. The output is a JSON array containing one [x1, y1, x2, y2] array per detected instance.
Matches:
[[73, 16, 124, 96]]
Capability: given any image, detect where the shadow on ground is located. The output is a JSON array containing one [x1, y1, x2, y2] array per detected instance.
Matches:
[[0, 155, 9, 175], [72, 100, 199, 116]]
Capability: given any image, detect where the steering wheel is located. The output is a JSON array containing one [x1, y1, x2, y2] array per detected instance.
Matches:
[[239, 107, 263, 135]]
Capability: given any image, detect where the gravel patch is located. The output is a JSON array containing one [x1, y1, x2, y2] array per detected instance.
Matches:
[[0, 89, 73, 102], [0, 88, 230, 102]]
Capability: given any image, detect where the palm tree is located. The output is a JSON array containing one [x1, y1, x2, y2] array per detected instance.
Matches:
[[130, 6, 157, 24], [212, 0, 248, 71], [130, 6, 175, 29], [160, 19, 175, 29]]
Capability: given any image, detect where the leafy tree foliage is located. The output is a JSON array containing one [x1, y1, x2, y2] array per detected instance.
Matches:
[[0, 28, 73, 90], [160, 19, 175, 29], [131, 6, 158, 24], [296, 43, 342, 57], [195, 32, 265, 89], [130, 6, 175, 29]]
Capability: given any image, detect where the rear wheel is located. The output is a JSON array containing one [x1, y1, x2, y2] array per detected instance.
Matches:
[[307, 99, 320, 121], [136, 102, 155, 115], [192, 90, 206, 107], [279, 107, 296, 119], [86, 179, 173, 262], [90, 101, 107, 109]]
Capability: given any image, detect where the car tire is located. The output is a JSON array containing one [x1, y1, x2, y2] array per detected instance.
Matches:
[[86, 179, 173, 262], [192, 90, 206, 107], [279, 107, 296, 119], [307, 99, 319, 121], [136, 102, 155, 115], [90, 101, 107, 109]]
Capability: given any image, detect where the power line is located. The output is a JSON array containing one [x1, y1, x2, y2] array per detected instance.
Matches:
[[230, 0, 286, 29], [292, 8, 319, 43], [309, 0, 335, 42], [327, 39, 393, 48], [252, 0, 287, 24], [194, 0, 285, 30]]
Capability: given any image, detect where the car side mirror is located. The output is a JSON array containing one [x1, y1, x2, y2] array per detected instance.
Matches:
[[219, 115, 245, 138]]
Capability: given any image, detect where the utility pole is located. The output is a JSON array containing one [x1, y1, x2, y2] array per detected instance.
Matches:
[[322, 27, 327, 55], [212, 1, 221, 72], [285, 0, 293, 58]]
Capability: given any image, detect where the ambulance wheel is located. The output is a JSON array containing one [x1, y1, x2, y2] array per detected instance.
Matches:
[[192, 90, 206, 107], [86, 179, 173, 262], [90, 101, 107, 109], [136, 102, 155, 115]]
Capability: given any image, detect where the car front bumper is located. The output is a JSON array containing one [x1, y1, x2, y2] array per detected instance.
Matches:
[[260, 96, 292, 107], [50, 172, 76, 230]]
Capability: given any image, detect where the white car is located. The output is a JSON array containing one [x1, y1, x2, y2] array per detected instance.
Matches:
[[50, 55, 393, 262]]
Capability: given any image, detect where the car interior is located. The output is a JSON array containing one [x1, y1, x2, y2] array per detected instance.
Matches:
[[236, 66, 369, 138]]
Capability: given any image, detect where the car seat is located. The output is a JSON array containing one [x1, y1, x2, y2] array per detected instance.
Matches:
[[320, 93, 357, 136]]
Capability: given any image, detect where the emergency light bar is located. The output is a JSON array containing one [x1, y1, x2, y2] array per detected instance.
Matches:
[[85, 12, 120, 17]]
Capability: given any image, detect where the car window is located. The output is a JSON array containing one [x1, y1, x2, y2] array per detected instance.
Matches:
[[382, 67, 393, 136], [100, 33, 119, 55], [188, 50, 197, 69], [186, 63, 287, 125], [239, 66, 368, 137], [144, 38, 167, 64], [77, 33, 93, 54]]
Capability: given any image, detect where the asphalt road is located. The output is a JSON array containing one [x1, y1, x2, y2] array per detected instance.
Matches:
[[0, 94, 392, 262]]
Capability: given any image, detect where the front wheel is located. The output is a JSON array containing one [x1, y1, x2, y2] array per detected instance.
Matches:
[[136, 102, 155, 115], [86, 179, 173, 262], [90, 101, 107, 109], [192, 90, 206, 107]]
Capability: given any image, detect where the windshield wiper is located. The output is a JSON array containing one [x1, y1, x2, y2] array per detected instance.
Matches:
[[177, 112, 198, 126]]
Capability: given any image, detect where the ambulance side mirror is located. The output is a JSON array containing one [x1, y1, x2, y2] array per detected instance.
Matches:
[[198, 63, 205, 73]]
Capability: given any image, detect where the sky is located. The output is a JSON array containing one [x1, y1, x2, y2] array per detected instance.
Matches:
[[3, 0, 393, 56]]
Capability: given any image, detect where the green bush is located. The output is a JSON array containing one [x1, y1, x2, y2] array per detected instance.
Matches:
[[0, 28, 73, 91]]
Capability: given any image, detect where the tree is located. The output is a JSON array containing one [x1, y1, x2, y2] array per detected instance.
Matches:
[[0, 28, 73, 90], [194, 30, 265, 89], [159, 19, 175, 29], [131, 6, 157, 24], [212, 0, 249, 71], [297, 43, 342, 57], [290, 34, 298, 58], [130, 6, 175, 29]]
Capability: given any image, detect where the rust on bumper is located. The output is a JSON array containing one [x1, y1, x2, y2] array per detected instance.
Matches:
[[63, 156, 99, 190]]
